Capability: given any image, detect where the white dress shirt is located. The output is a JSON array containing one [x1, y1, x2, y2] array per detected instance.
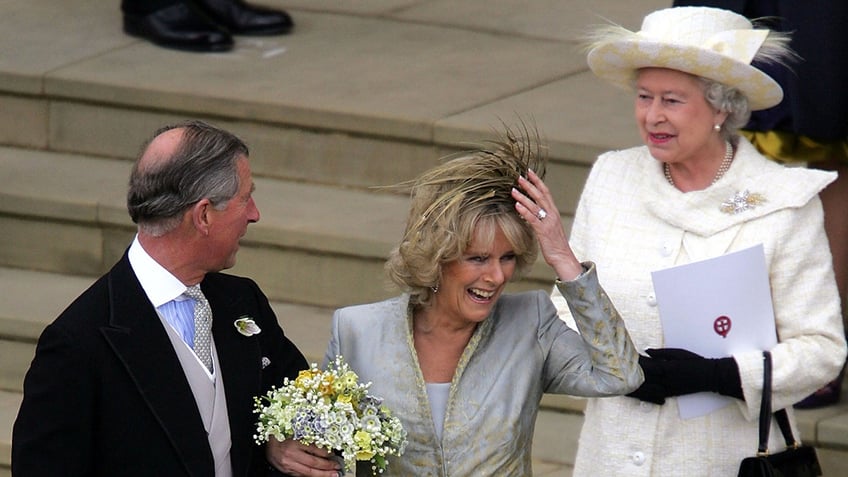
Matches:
[[127, 235, 214, 378]]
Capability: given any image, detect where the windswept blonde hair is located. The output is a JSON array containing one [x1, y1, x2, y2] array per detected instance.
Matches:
[[385, 123, 547, 307]]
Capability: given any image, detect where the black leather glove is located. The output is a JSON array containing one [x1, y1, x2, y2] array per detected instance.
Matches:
[[627, 353, 667, 404], [627, 348, 743, 405]]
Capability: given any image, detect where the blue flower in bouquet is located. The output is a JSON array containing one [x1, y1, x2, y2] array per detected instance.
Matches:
[[254, 356, 407, 475]]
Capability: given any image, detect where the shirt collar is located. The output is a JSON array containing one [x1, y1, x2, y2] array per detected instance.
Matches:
[[128, 235, 190, 308]]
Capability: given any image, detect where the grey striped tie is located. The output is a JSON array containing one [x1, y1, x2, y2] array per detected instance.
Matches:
[[184, 284, 213, 372]]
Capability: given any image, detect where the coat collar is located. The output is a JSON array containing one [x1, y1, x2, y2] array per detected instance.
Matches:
[[100, 254, 214, 476], [643, 138, 836, 237], [99, 254, 262, 476], [204, 275, 263, 477]]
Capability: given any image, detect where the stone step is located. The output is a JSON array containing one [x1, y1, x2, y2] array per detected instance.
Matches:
[[0, 266, 333, 392], [29, 101, 596, 219], [1, 390, 20, 475], [2, 0, 635, 200], [0, 146, 560, 311], [0, 267, 96, 392]]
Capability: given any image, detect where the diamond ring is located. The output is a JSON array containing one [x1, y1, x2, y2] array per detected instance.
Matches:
[[536, 208, 548, 220]]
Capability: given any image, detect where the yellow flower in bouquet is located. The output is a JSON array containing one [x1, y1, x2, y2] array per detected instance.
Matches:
[[254, 356, 407, 475]]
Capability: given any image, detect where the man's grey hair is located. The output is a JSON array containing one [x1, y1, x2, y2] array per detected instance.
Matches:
[[127, 120, 249, 236]]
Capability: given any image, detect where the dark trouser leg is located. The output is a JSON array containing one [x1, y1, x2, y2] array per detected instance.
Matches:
[[121, 0, 181, 15]]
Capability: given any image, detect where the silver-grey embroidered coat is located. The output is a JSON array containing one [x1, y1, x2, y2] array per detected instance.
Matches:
[[324, 263, 642, 476]]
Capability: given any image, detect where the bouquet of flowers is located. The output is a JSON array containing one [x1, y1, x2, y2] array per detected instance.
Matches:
[[254, 356, 407, 475]]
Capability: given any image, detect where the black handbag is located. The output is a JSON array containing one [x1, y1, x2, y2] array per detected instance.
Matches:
[[737, 351, 823, 477]]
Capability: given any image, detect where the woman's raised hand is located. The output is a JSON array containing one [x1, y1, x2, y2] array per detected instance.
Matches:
[[512, 169, 583, 281]]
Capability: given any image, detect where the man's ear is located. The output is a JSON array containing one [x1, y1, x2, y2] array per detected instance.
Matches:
[[191, 199, 213, 236]]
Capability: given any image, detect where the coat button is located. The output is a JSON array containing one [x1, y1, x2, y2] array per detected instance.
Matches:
[[659, 242, 674, 257], [640, 401, 653, 412], [632, 451, 646, 465]]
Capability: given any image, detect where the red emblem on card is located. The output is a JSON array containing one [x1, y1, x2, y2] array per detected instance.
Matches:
[[713, 315, 731, 338]]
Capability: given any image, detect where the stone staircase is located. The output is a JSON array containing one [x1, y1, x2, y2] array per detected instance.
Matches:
[[2, 1, 847, 476]]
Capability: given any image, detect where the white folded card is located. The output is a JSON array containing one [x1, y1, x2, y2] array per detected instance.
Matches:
[[651, 244, 777, 419]]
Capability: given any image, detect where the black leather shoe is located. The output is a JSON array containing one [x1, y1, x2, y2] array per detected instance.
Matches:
[[191, 0, 294, 35], [123, 3, 234, 52]]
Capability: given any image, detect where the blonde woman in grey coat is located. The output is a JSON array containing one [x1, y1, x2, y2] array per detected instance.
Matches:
[[323, 128, 643, 476]]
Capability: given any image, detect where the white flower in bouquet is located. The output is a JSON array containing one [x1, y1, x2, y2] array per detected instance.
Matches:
[[254, 356, 407, 475]]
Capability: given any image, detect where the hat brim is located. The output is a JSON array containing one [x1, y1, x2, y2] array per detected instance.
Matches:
[[587, 40, 782, 110]]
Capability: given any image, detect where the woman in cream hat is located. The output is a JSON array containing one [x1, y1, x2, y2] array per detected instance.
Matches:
[[672, 0, 848, 410], [551, 6, 847, 476]]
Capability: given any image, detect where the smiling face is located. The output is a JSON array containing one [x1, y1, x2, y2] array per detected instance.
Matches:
[[430, 223, 517, 327], [635, 67, 727, 166]]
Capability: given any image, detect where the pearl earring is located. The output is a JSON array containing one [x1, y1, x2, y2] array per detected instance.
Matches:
[[714, 124, 721, 132]]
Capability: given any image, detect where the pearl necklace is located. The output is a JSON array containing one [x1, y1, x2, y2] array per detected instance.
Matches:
[[664, 141, 734, 188]]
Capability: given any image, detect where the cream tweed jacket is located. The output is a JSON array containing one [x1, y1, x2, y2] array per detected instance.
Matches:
[[553, 138, 847, 477]]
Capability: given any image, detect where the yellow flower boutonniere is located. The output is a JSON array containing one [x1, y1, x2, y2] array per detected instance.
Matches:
[[234, 316, 261, 337]]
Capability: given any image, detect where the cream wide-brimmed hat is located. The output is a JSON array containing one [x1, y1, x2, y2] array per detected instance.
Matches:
[[586, 6, 784, 110]]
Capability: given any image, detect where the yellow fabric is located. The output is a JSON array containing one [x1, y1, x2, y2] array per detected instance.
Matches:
[[741, 130, 848, 164]]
